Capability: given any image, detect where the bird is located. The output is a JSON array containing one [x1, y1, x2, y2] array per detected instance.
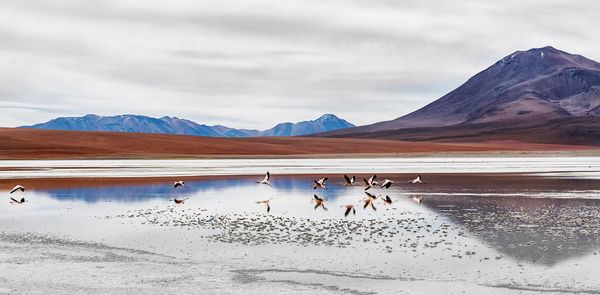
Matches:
[[341, 204, 356, 217], [10, 197, 25, 204], [257, 172, 272, 186], [171, 198, 189, 204], [312, 194, 327, 210], [362, 197, 376, 211], [363, 175, 378, 191], [173, 181, 187, 188], [363, 192, 377, 210], [411, 196, 423, 204], [313, 177, 327, 189], [409, 175, 423, 184], [10, 185, 25, 194], [381, 195, 393, 205], [365, 191, 377, 200], [343, 175, 355, 186], [381, 179, 394, 189], [255, 198, 272, 213]]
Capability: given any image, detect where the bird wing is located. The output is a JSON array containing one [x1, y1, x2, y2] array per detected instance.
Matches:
[[365, 192, 376, 199], [323, 177, 328, 184], [10, 197, 20, 203], [10, 185, 22, 194], [363, 178, 370, 186], [383, 181, 392, 189], [314, 194, 321, 201], [369, 175, 377, 183], [344, 206, 351, 217], [267, 204, 270, 213], [266, 172, 270, 181], [363, 200, 369, 209], [344, 174, 351, 184], [386, 196, 392, 203]]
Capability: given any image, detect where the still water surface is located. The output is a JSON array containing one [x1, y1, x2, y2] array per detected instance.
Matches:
[[1, 160, 600, 294]]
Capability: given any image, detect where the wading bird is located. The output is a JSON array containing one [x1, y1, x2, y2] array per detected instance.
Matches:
[[10, 185, 25, 194], [409, 175, 423, 184], [173, 181, 187, 188], [343, 175, 355, 186], [363, 175, 378, 191], [381, 179, 394, 189], [255, 198, 272, 213], [257, 172, 272, 186], [341, 204, 356, 217], [312, 194, 327, 210], [313, 177, 327, 189]]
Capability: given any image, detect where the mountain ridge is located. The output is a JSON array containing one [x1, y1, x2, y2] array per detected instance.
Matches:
[[21, 113, 354, 137]]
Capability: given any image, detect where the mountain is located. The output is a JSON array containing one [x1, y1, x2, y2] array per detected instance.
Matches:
[[323, 46, 600, 142], [261, 114, 354, 136], [21, 114, 354, 137]]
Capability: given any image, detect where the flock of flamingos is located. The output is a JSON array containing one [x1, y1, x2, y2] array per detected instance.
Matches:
[[7, 172, 424, 217], [170, 172, 423, 217]]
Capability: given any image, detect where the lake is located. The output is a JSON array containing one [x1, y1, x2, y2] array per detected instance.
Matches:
[[1, 157, 600, 294]]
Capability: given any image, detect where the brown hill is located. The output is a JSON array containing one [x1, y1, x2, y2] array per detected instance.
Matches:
[[324, 116, 600, 145], [0, 128, 593, 160]]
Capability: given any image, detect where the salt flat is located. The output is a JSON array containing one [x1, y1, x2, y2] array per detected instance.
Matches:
[[1, 156, 599, 179]]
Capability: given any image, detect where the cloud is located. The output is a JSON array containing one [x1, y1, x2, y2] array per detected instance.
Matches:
[[0, 0, 599, 128]]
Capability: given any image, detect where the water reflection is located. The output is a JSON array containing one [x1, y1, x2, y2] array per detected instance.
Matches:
[[13, 175, 600, 266], [422, 196, 600, 265], [40, 176, 356, 203]]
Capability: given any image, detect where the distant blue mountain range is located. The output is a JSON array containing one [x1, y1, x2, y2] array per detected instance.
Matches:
[[20, 114, 354, 137]]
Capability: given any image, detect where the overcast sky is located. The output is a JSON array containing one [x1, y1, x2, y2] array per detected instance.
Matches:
[[1, 0, 599, 129]]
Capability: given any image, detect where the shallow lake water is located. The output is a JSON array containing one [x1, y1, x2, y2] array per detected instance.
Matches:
[[1, 158, 600, 294]]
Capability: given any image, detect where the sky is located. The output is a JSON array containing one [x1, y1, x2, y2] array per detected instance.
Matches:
[[1, 0, 599, 129]]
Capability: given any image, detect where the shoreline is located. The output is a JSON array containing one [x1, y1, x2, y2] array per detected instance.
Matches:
[[2, 149, 600, 161], [2, 172, 599, 191], [1, 156, 599, 186]]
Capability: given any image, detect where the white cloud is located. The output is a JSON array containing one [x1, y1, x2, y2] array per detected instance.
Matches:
[[0, 0, 599, 128]]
